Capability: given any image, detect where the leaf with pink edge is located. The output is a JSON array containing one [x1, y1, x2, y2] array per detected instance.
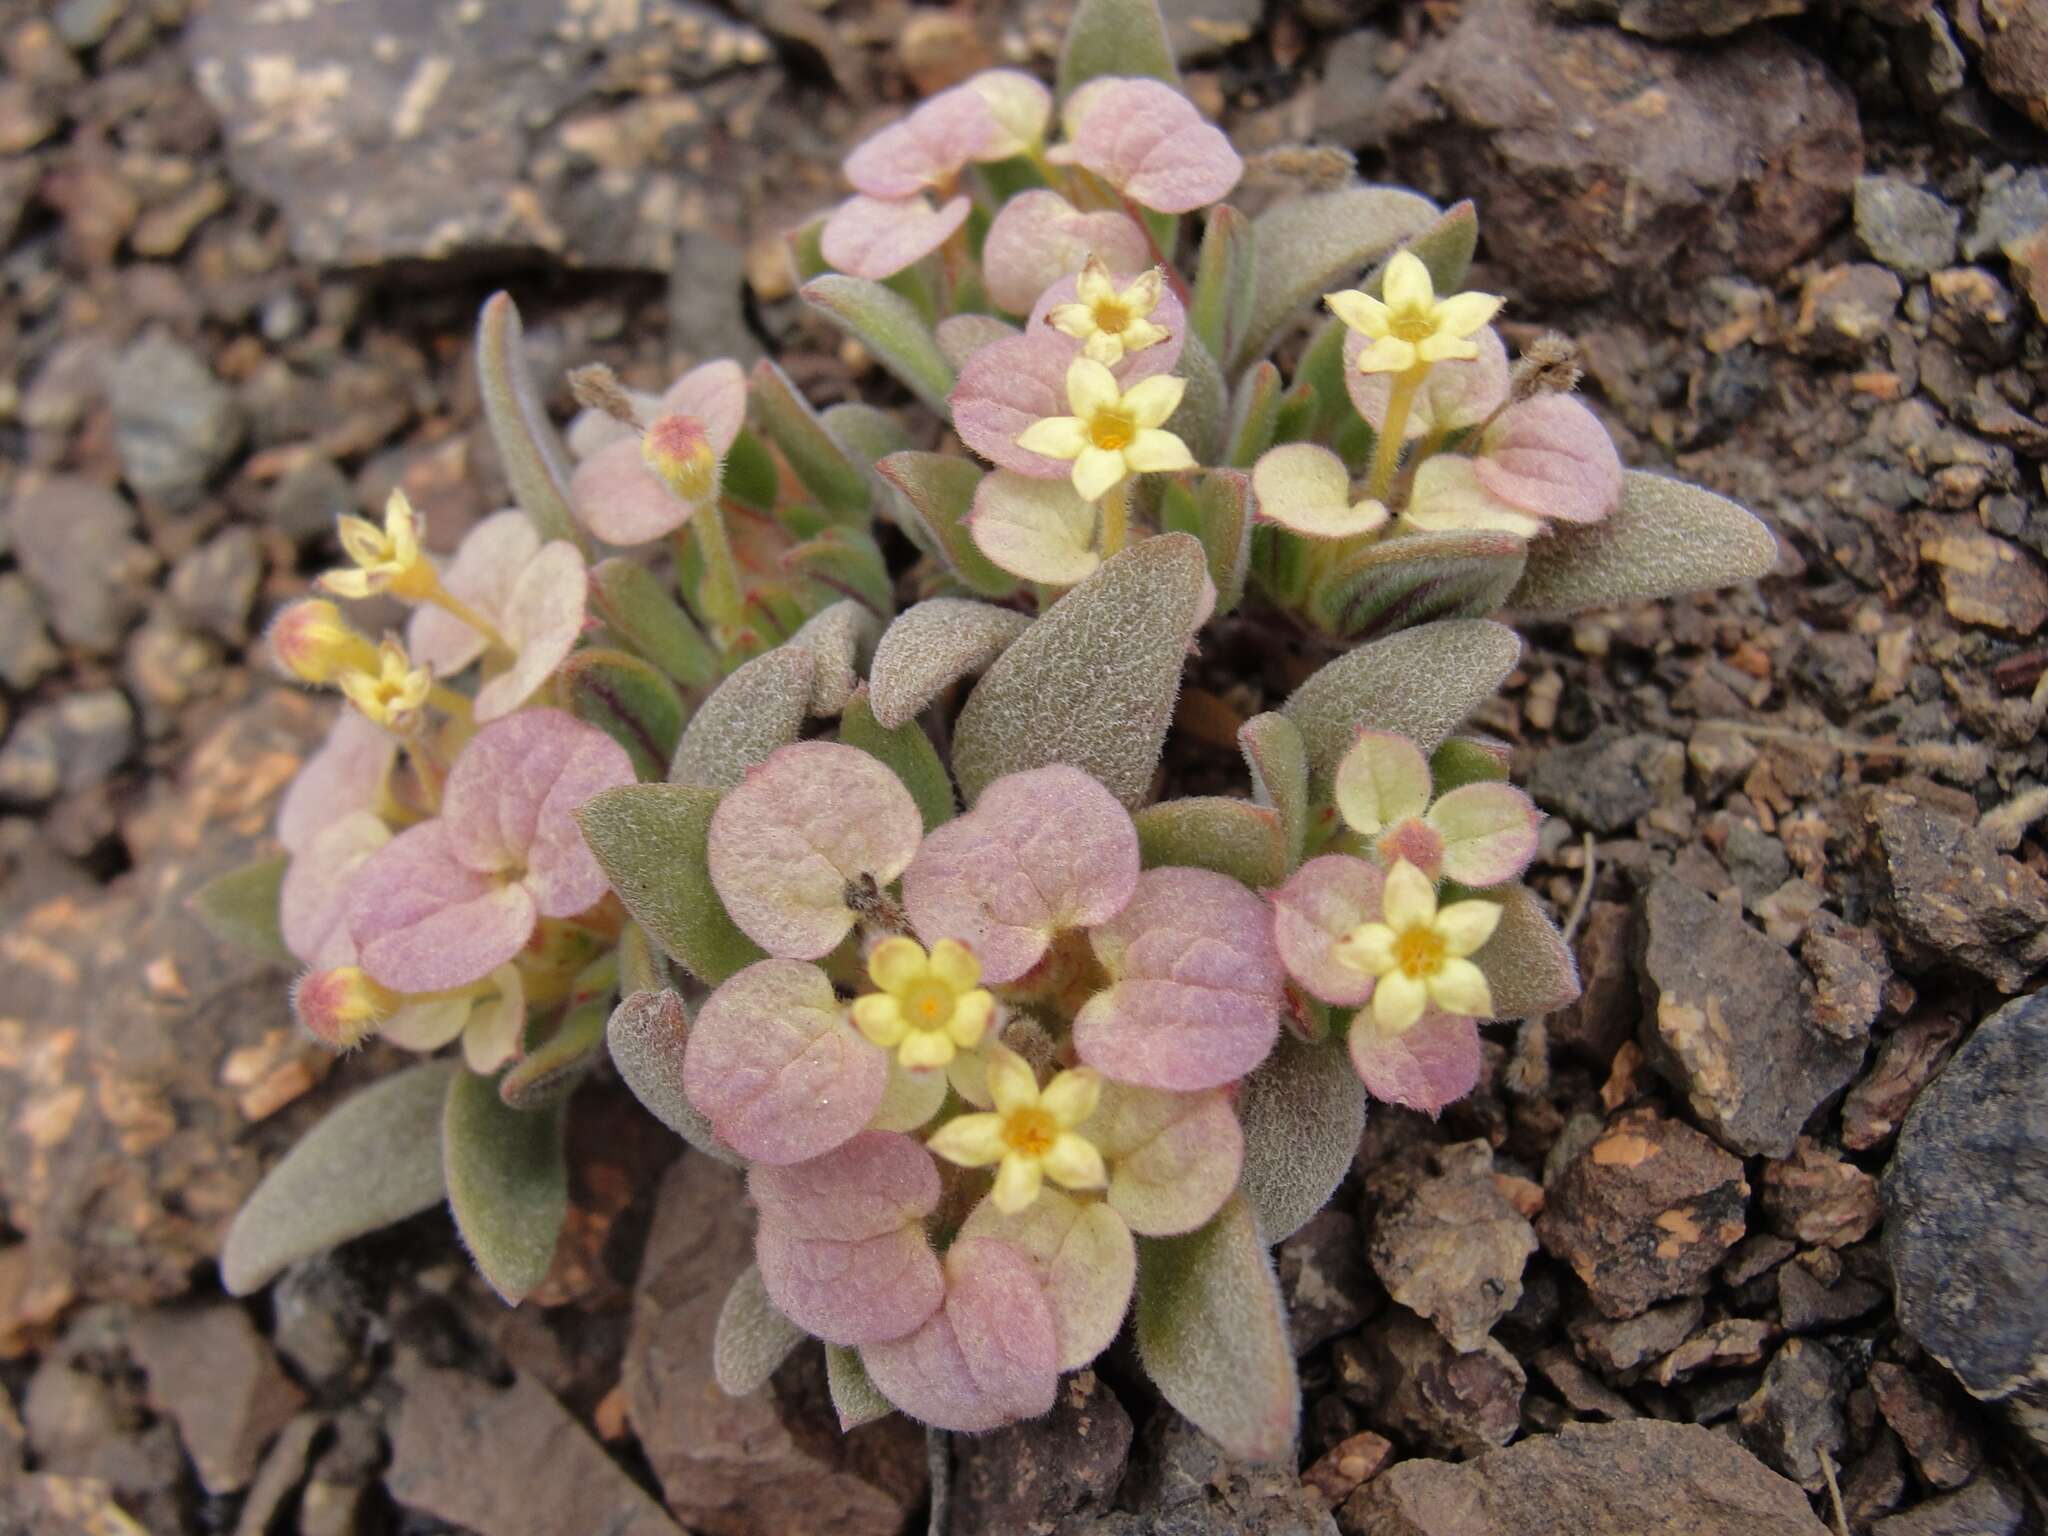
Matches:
[[822, 193, 972, 283], [1347, 323, 1508, 440], [1027, 272, 1185, 384], [1132, 797, 1284, 890], [861, 1237, 1058, 1432], [191, 855, 291, 967], [706, 741, 923, 959], [281, 809, 390, 968], [1405, 454, 1543, 539], [867, 598, 1032, 731], [1086, 1082, 1243, 1237], [684, 958, 887, 1165], [1333, 729, 1432, 836], [277, 711, 396, 855], [571, 436, 693, 545], [750, 1131, 945, 1345], [347, 822, 537, 993], [1270, 854, 1384, 1010], [903, 764, 1140, 985], [1348, 1008, 1481, 1115], [1054, 78, 1240, 215], [969, 470, 1101, 586], [1232, 186, 1439, 372], [1428, 781, 1539, 888], [1250, 443, 1387, 540], [668, 644, 816, 791], [477, 291, 580, 548], [1474, 394, 1623, 525], [981, 190, 1152, 315], [1472, 885, 1580, 1018], [948, 329, 1083, 480], [843, 89, 995, 198], [959, 1189, 1135, 1370], [749, 359, 872, 520], [1134, 1196, 1298, 1462], [1074, 866, 1285, 1091], [801, 275, 955, 416]]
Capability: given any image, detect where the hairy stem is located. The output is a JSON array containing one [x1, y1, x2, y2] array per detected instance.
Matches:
[[1100, 478, 1131, 559], [1367, 365, 1428, 503]]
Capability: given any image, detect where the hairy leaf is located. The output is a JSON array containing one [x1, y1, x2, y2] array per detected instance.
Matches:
[[1474, 885, 1581, 1017], [936, 314, 1019, 370], [876, 453, 1019, 600], [714, 1265, 808, 1395], [1191, 205, 1255, 367], [784, 527, 895, 624], [590, 557, 719, 690], [1238, 712, 1310, 873], [952, 534, 1207, 809], [786, 600, 880, 718], [498, 997, 609, 1110], [561, 648, 685, 782], [959, 1189, 1136, 1370], [1225, 361, 1282, 470], [1192, 468, 1253, 614], [191, 856, 291, 967], [606, 988, 742, 1165], [840, 687, 955, 832], [1133, 797, 1285, 889], [1056, 0, 1178, 99], [443, 1067, 567, 1304], [868, 598, 1032, 730], [1168, 332, 1227, 468], [1349, 1009, 1480, 1115], [861, 1238, 1058, 1432], [1508, 470, 1779, 615], [669, 644, 815, 790], [1087, 1083, 1243, 1237], [1135, 1196, 1298, 1462], [749, 359, 871, 520], [1305, 529, 1527, 639], [802, 276, 955, 416], [221, 1061, 456, 1295], [1233, 188, 1439, 372], [828, 1344, 895, 1430], [577, 784, 765, 985], [477, 292, 581, 547], [1236, 1031, 1366, 1243], [1375, 198, 1478, 302]]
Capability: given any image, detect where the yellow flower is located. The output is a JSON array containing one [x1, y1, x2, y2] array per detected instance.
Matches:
[[851, 936, 996, 1070], [337, 637, 433, 731], [1015, 359, 1195, 503], [1047, 258, 1171, 366], [320, 489, 433, 601], [642, 412, 721, 508], [1333, 859, 1500, 1034], [269, 598, 380, 685], [1324, 251, 1503, 376], [925, 1045, 1106, 1213]]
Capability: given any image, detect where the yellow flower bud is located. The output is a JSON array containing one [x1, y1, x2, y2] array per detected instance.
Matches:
[[293, 965, 400, 1051], [642, 413, 722, 510], [269, 598, 380, 685]]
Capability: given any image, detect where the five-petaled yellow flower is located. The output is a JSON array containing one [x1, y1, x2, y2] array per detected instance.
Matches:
[[925, 1045, 1106, 1213], [851, 937, 996, 1070], [320, 489, 434, 601], [1047, 258, 1171, 366], [1015, 359, 1194, 503], [1324, 251, 1503, 377], [337, 637, 433, 732], [1333, 859, 1500, 1034]]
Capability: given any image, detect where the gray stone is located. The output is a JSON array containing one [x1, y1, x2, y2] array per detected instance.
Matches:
[[1634, 879, 1866, 1158], [131, 1304, 307, 1496], [0, 575, 61, 691], [7, 477, 159, 654], [1855, 176, 1961, 278], [268, 456, 354, 545], [109, 329, 245, 510], [0, 690, 136, 807], [1550, 0, 1803, 40], [951, 1371, 1132, 1535], [168, 526, 264, 645], [1159, 0, 1263, 63], [1369, 1142, 1536, 1353], [1870, 1475, 2025, 1536], [54, 0, 125, 49], [1735, 1339, 1847, 1492], [1071, 1406, 1337, 1536], [1964, 168, 2048, 261], [1883, 990, 2048, 1452], [1278, 1206, 1379, 1354], [1341, 1420, 1830, 1535], [1526, 730, 1685, 834]]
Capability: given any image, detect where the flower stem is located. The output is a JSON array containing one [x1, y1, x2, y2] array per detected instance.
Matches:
[[1100, 479, 1131, 559], [421, 580, 513, 659], [689, 505, 746, 643], [1367, 365, 1429, 503], [428, 684, 473, 723]]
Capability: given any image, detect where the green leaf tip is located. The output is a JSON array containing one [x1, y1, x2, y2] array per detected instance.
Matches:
[[443, 1067, 568, 1305]]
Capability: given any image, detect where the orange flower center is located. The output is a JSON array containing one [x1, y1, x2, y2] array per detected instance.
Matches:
[[1003, 1106, 1058, 1157], [1393, 926, 1446, 979], [1093, 297, 1132, 333], [1088, 407, 1135, 452], [901, 978, 955, 1030]]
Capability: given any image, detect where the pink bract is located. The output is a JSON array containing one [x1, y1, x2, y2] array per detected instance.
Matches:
[[750, 1131, 946, 1346], [1026, 272, 1186, 384], [1346, 325, 1508, 440], [408, 511, 587, 721], [860, 1237, 1058, 1432], [1270, 855, 1388, 1009], [843, 88, 996, 198], [1473, 394, 1623, 526], [683, 958, 887, 1165], [949, 330, 1086, 480], [569, 360, 747, 546], [1429, 781, 1541, 888], [1348, 1008, 1482, 1116], [706, 741, 925, 960], [980, 190, 1152, 315], [345, 710, 634, 993], [277, 711, 396, 855], [1073, 866, 1285, 1092], [821, 193, 971, 282], [1051, 78, 1242, 214], [1086, 1083, 1243, 1238], [280, 809, 390, 969], [957, 1190, 1134, 1372], [902, 765, 1140, 985]]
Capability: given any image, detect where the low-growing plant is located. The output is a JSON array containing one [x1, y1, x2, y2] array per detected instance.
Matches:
[[200, 0, 1775, 1462]]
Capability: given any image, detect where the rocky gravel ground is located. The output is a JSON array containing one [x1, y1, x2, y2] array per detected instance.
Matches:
[[2, 0, 2046, 1531]]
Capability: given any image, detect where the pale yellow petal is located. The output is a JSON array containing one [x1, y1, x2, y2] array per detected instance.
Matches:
[[1381, 859, 1438, 932], [1065, 357, 1121, 419], [1038, 1067, 1102, 1129], [928, 1112, 1007, 1167], [1382, 250, 1435, 314], [1071, 446, 1127, 503], [1120, 374, 1186, 429], [335, 515, 386, 567], [1353, 335, 1417, 375], [1333, 921, 1397, 977], [899, 1028, 957, 1070], [1372, 969, 1429, 1034], [992, 1152, 1044, 1213], [1120, 317, 1170, 353], [1016, 415, 1090, 461], [1417, 332, 1481, 364], [1047, 302, 1096, 341], [1428, 957, 1494, 1019], [1081, 330, 1126, 366], [1324, 288, 1389, 337], [986, 1045, 1040, 1115], [1042, 1133, 1107, 1191], [927, 938, 982, 992], [868, 935, 928, 993], [853, 994, 909, 1047], [1122, 428, 1194, 474], [1431, 291, 1503, 338], [1075, 256, 1116, 307], [318, 567, 377, 600], [1434, 899, 1504, 959], [1123, 267, 1164, 315], [946, 989, 995, 1048]]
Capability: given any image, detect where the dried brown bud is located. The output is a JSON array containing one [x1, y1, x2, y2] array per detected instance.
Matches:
[[568, 363, 640, 426], [1510, 333, 1583, 401]]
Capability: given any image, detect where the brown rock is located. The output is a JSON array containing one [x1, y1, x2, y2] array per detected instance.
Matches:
[[386, 1362, 682, 1536], [1870, 1474, 2025, 1536], [1369, 1142, 1537, 1353], [1736, 1339, 1848, 1492], [1373, 0, 1860, 303], [1954, 0, 2048, 129], [1634, 879, 1866, 1158], [1538, 1107, 1749, 1319], [1758, 1139, 1880, 1249], [1920, 526, 2048, 634], [0, 1474, 158, 1535], [1279, 1207, 1380, 1354], [1550, 0, 1804, 41], [1799, 912, 1890, 1041], [1569, 1294, 1703, 1375], [2009, 224, 2048, 325], [1869, 1362, 1982, 1491], [950, 1370, 1132, 1534], [1304, 1430, 1394, 1508], [1549, 902, 1637, 1067], [1340, 1419, 1830, 1535], [130, 1305, 306, 1496], [1528, 1345, 1637, 1420], [1776, 1259, 1885, 1333], [1652, 1317, 1776, 1386], [1842, 1012, 1965, 1151], [6, 477, 159, 655], [1365, 1310, 1525, 1458], [1793, 263, 1904, 358], [623, 1156, 925, 1536], [1089, 1410, 1340, 1535]]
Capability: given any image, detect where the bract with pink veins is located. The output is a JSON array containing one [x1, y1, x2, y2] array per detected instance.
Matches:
[[860, 1237, 1058, 1431], [957, 1189, 1134, 1371], [949, 329, 1089, 480], [981, 190, 1152, 315], [1050, 78, 1242, 214], [1349, 1007, 1482, 1116], [277, 711, 396, 855], [821, 193, 972, 282]]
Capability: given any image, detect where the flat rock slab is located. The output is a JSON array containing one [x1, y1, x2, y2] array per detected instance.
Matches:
[[1883, 989, 2048, 1452], [1341, 1419, 1830, 1535], [130, 1305, 305, 1496]]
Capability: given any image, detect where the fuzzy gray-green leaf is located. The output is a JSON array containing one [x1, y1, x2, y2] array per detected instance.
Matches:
[[668, 644, 815, 789], [801, 277, 956, 416], [578, 785, 766, 985], [444, 1068, 567, 1304], [788, 600, 880, 718], [1057, 0, 1178, 99], [1233, 187, 1439, 372], [876, 452, 1019, 600], [1283, 619, 1522, 797], [1168, 333, 1226, 468], [1238, 712, 1310, 873], [1508, 471, 1779, 616], [1135, 1196, 1299, 1463], [868, 597, 1032, 730], [190, 855, 291, 967], [952, 534, 1207, 810], [829, 1344, 896, 1430], [1191, 205, 1255, 365], [1235, 1032, 1366, 1244], [1134, 797, 1285, 889], [591, 558, 720, 690], [562, 648, 685, 781], [750, 359, 871, 520], [715, 1265, 807, 1395], [498, 998, 609, 1110], [1475, 886, 1582, 1018], [841, 687, 955, 831], [477, 292, 581, 548], [606, 988, 743, 1164], [221, 1061, 456, 1296], [1307, 529, 1528, 640]]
